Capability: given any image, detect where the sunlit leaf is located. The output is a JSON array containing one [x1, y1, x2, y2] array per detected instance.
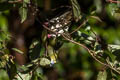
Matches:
[[108, 44, 120, 52], [19, 3, 27, 23], [24, 0, 30, 3], [40, 58, 51, 66], [90, 16, 102, 22], [85, 25, 91, 32], [0, 14, 8, 31], [29, 40, 39, 49], [106, 3, 117, 18], [12, 48, 24, 54], [70, 0, 81, 22], [18, 65, 29, 72], [94, 0, 102, 13], [113, 12, 120, 20], [35, 67, 43, 78], [15, 72, 32, 80], [97, 70, 107, 80]]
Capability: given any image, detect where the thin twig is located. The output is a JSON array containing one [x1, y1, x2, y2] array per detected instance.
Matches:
[[31, 64, 39, 74], [45, 42, 48, 57], [62, 34, 108, 66], [62, 34, 120, 74], [70, 19, 88, 34], [36, 17, 120, 74], [39, 16, 108, 67], [17, 72, 24, 80], [70, 15, 102, 35], [91, 28, 99, 43]]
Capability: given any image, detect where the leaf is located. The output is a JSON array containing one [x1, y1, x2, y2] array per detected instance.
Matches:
[[85, 25, 91, 32], [15, 72, 32, 80], [7, 62, 17, 79], [108, 44, 120, 52], [0, 69, 9, 80], [29, 40, 39, 49], [106, 3, 117, 18], [114, 12, 120, 20], [31, 67, 44, 80], [40, 58, 51, 66], [19, 3, 27, 23], [24, 0, 30, 3], [117, 0, 120, 8], [12, 48, 24, 54], [35, 67, 43, 77], [29, 41, 43, 60], [0, 14, 8, 32], [90, 16, 102, 22], [0, 60, 7, 68], [18, 65, 29, 72], [70, 0, 81, 22], [94, 0, 102, 13], [97, 70, 107, 80], [41, 30, 47, 44]]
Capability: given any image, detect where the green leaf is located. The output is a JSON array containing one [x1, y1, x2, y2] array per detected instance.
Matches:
[[97, 70, 107, 80], [85, 25, 91, 32], [29, 40, 39, 49], [0, 69, 9, 80], [0, 14, 8, 31], [108, 44, 120, 53], [31, 67, 44, 80], [41, 30, 47, 44], [35, 67, 43, 78], [106, 3, 117, 18], [90, 16, 102, 22], [24, 0, 30, 3], [19, 3, 27, 23], [40, 58, 51, 66], [70, 0, 81, 22], [0, 60, 7, 68], [18, 65, 29, 72], [117, 0, 120, 8], [15, 72, 32, 80], [29, 41, 43, 60], [12, 48, 24, 54], [94, 0, 102, 13]]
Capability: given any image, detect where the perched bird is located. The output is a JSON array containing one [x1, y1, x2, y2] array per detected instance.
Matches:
[[42, 10, 73, 65]]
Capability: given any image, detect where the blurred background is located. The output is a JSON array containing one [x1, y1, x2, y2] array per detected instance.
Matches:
[[0, 0, 120, 80]]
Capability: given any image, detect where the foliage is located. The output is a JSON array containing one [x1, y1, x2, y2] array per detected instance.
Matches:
[[0, 0, 120, 80]]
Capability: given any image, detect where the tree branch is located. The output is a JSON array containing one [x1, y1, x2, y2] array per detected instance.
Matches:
[[36, 17, 120, 74]]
